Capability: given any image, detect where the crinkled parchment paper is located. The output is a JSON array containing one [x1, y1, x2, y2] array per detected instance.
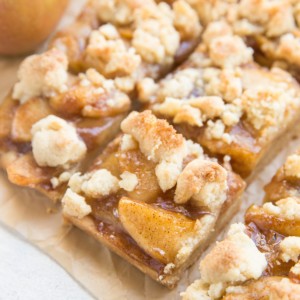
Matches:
[[1, 2, 300, 299]]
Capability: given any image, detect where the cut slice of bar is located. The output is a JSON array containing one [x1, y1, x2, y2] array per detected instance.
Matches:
[[142, 21, 300, 177], [0, 48, 131, 202], [182, 149, 300, 300], [49, 0, 202, 93], [61, 110, 245, 287]]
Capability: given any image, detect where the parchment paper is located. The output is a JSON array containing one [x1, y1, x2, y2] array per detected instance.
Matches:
[[1, 2, 300, 299]]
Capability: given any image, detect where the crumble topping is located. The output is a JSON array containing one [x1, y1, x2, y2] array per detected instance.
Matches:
[[85, 24, 141, 77], [50, 171, 72, 189], [69, 169, 119, 198], [208, 35, 253, 68], [276, 33, 300, 66], [202, 21, 232, 46], [238, 0, 296, 38], [262, 197, 300, 220], [31, 115, 87, 168], [62, 188, 92, 219], [121, 110, 187, 191], [199, 223, 267, 295], [119, 171, 138, 192], [280, 236, 300, 263], [157, 68, 202, 100], [173, 0, 202, 40], [120, 134, 138, 151], [181, 279, 210, 300], [132, 2, 180, 65], [13, 49, 68, 104], [284, 154, 300, 178], [174, 158, 228, 212], [291, 261, 300, 276], [205, 68, 243, 102], [137, 77, 158, 103], [94, 0, 149, 26], [241, 87, 287, 134]]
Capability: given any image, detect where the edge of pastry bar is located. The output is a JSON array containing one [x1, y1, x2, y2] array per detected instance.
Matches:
[[49, 0, 203, 91], [61, 110, 245, 288], [181, 150, 300, 300], [0, 48, 131, 202], [142, 20, 300, 178]]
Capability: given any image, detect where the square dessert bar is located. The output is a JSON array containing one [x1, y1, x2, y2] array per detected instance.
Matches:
[[142, 21, 300, 178], [61, 110, 245, 287], [0, 49, 131, 202], [50, 0, 202, 92], [182, 149, 300, 300]]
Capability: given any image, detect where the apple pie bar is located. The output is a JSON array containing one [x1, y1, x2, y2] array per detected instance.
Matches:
[[61, 110, 245, 287], [182, 149, 300, 299], [0, 48, 131, 202], [49, 0, 202, 93], [143, 21, 300, 177]]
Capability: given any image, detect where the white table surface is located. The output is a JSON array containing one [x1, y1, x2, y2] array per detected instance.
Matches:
[[0, 224, 93, 300]]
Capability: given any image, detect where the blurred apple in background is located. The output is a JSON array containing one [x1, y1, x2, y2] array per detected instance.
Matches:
[[0, 0, 69, 56]]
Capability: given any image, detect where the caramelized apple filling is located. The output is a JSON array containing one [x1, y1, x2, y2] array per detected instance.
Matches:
[[62, 111, 245, 284]]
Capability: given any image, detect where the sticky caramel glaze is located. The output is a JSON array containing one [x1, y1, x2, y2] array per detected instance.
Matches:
[[173, 119, 260, 178], [86, 136, 245, 270], [264, 167, 300, 203], [245, 222, 294, 277]]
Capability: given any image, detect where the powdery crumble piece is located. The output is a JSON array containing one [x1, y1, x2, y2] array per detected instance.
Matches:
[[262, 197, 300, 221], [174, 158, 228, 213], [208, 35, 253, 68], [121, 111, 187, 191], [62, 188, 91, 219], [120, 134, 138, 151], [276, 33, 300, 68], [238, 0, 296, 38], [200, 223, 267, 291], [202, 21, 233, 46], [31, 115, 87, 168], [290, 261, 300, 276], [50, 171, 72, 189], [69, 169, 119, 199], [158, 68, 202, 100], [85, 24, 141, 77], [181, 279, 210, 300], [13, 48, 68, 104], [205, 120, 233, 144], [132, 2, 180, 65], [241, 87, 287, 136], [280, 236, 300, 263], [203, 68, 243, 102], [137, 77, 159, 103], [173, 0, 202, 40], [119, 171, 138, 191], [95, 0, 151, 26], [284, 154, 300, 178]]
